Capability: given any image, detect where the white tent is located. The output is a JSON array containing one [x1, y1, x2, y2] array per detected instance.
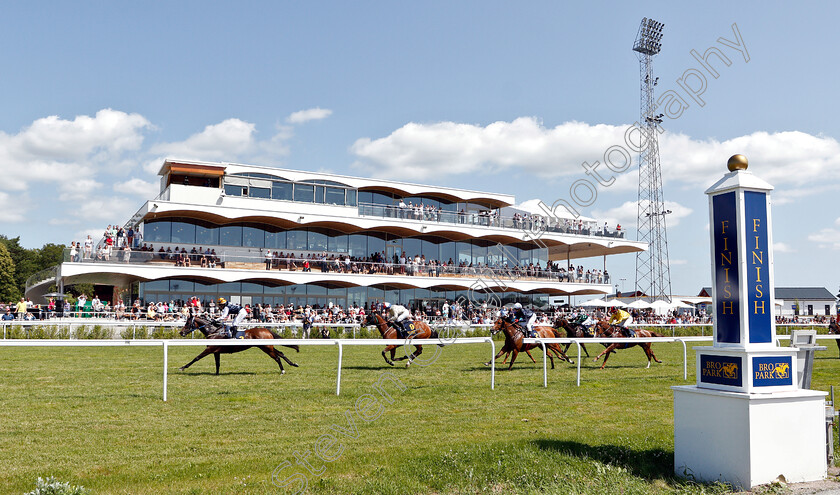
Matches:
[[649, 300, 673, 313], [627, 300, 651, 309], [607, 299, 628, 307], [580, 298, 610, 307]]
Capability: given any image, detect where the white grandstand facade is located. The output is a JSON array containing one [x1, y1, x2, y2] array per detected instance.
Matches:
[[29, 159, 646, 311]]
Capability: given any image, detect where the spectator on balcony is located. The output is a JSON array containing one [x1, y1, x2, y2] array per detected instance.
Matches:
[[264, 250, 273, 270], [83, 235, 93, 259], [122, 244, 131, 263]]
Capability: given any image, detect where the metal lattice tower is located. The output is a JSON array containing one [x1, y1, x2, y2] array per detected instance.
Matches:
[[633, 17, 672, 302]]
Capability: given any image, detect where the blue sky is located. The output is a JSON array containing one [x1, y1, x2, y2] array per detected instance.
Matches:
[[1, 1, 839, 296]]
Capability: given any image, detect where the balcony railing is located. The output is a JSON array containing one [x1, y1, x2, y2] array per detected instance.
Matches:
[[62, 248, 611, 285], [357, 203, 626, 238]]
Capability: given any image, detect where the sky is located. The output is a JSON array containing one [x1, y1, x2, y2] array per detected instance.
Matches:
[[1, 1, 839, 297]]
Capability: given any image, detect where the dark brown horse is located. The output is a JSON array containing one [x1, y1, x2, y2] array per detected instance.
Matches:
[[552, 317, 593, 357], [179, 313, 300, 375], [592, 320, 662, 369], [829, 319, 840, 358], [364, 313, 441, 367], [484, 316, 573, 370]]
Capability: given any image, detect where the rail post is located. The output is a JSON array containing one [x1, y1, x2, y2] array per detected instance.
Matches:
[[485, 337, 495, 390], [575, 341, 582, 387], [163, 341, 169, 402], [537, 340, 547, 388], [336, 341, 343, 396]]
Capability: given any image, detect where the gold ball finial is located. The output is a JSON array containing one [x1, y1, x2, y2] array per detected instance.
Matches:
[[727, 154, 748, 172]]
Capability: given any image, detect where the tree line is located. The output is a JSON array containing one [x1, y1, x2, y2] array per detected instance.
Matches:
[[0, 236, 65, 303]]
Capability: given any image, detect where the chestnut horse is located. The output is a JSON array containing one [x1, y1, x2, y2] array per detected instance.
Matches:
[[179, 313, 299, 375], [364, 313, 441, 367], [829, 319, 840, 358], [484, 316, 573, 370], [592, 320, 663, 369]]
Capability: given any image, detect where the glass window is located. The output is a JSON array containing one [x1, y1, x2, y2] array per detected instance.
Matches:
[[368, 235, 385, 258], [440, 241, 456, 265], [307, 284, 326, 295], [314, 186, 326, 204], [241, 282, 264, 294], [170, 221, 196, 244], [195, 224, 219, 245], [357, 191, 372, 204], [348, 287, 366, 307], [219, 225, 243, 246], [265, 230, 286, 250], [346, 189, 357, 207], [217, 282, 241, 296], [143, 280, 170, 291], [472, 244, 488, 265], [224, 184, 245, 196], [242, 226, 265, 248], [421, 240, 439, 261], [249, 187, 270, 199], [325, 187, 345, 205], [403, 238, 421, 258], [194, 281, 217, 293], [294, 184, 314, 202], [370, 192, 392, 205], [144, 221, 171, 243], [170, 280, 194, 292], [329, 234, 348, 253], [348, 234, 367, 257], [287, 230, 308, 250], [272, 181, 293, 201], [456, 242, 472, 264], [309, 231, 328, 251]]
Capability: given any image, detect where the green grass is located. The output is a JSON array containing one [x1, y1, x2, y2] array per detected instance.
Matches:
[[1, 340, 838, 494]]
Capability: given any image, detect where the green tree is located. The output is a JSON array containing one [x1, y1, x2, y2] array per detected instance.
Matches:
[[0, 242, 18, 302], [0, 235, 37, 297]]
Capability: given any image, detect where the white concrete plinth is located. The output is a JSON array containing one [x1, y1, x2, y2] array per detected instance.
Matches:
[[673, 385, 827, 490]]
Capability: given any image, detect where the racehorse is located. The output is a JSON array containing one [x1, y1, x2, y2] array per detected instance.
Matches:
[[552, 317, 593, 357], [179, 312, 300, 375], [364, 313, 441, 367], [829, 319, 840, 358], [592, 320, 663, 369], [484, 316, 573, 370]]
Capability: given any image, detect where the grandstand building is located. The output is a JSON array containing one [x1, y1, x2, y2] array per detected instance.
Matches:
[[28, 159, 646, 311]]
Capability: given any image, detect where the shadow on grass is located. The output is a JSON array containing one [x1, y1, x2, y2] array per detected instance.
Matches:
[[178, 371, 259, 376], [531, 439, 674, 481]]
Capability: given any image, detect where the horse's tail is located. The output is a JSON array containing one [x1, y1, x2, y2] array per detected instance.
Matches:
[[428, 327, 447, 347], [268, 329, 300, 352], [649, 330, 665, 338]]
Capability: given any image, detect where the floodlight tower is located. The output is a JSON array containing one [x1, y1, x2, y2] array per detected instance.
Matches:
[[632, 17, 672, 302]]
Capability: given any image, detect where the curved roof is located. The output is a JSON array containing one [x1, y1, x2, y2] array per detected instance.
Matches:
[[160, 158, 515, 207]]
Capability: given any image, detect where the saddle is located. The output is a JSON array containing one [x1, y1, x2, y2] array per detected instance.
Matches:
[[573, 323, 594, 338]]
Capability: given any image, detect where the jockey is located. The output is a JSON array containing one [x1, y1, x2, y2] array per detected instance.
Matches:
[[218, 297, 247, 338], [512, 302, 536, 338], [608, 307, 634, 338], [573, 310, 596, 335], [383, 302, 415, 338]]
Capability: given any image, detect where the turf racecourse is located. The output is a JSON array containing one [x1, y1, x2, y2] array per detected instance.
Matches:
[[1, 340, 837, 494]]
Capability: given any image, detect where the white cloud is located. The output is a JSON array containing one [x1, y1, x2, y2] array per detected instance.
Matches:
[[114, 178, 158, 197], [0, 192, 29, 222], [0, 109, 151, 191], [591, 200, 693, 229], [350, 118, 840, 192], [659, 131, 840, 188], [773, 242, 795, 253], [150, 119, 257, 161], [287, 107, 333, 124], [807, 228, 840, 250], [351, 118, 628, 181], [59, 179, 102, 202]]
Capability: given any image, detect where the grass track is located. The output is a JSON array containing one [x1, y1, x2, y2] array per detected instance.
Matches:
[[1, 340, 838, 494]]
